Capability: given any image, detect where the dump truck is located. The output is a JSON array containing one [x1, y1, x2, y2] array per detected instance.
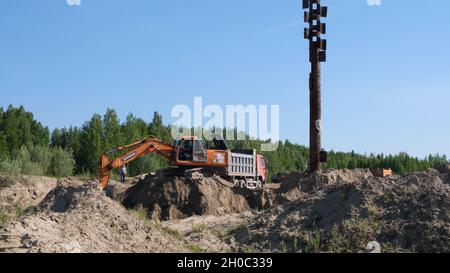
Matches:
[[98, 136, 267, 190]]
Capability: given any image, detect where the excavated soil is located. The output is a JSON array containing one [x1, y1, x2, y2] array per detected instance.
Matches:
[[119, 175, 254, 221], [0, 178, 186, 253], [2, 167, 450, 253], [232, 168, 450, 253], [163, 211, 256, 253], [0, 176, 58, 223]]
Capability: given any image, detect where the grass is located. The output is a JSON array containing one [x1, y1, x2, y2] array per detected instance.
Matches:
[[367, 206, 378, 216], [382, 193, 396, 204], [153, 221, 184, 240], [0, 204, 34, 228], [191, 223, 208, 233], [324, 217, 383, 253], [127, 208, 186, 242], [185, 244, 205, 253], [15, 205, 25, 219], [128, 208, 150, 223], [293, 237, 299, 252], [305, 231, 322, 253], [0, 211, 11, 227]]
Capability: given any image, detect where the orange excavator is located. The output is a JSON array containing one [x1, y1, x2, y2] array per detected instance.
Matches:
[[98, 136, 268, 190]]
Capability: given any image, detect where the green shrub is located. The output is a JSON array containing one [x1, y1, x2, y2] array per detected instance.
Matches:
[[20, 161, 44, 176], [0, 145, 74, 177], [185, 244, 205, 253], [28, 145, 52, 173], [49, 147, 75, 177], [0, 211, 10, 227], [0, 159, 21, 175]]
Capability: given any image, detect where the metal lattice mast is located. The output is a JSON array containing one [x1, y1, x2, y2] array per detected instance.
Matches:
[[303, 0, 328, 172]]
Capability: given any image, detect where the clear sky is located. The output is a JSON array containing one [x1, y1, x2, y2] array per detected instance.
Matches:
[[1, 0, 449, 158]]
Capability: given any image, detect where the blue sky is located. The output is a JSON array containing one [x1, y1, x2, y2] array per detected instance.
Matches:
[[1, 0, 449, 158]]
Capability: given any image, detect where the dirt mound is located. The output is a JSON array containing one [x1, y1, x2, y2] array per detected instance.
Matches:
[[0, 176, 58, 226], [233, 169, 450, 253], [163, 212, 255, 253], [0, 179, 186, 253], [121, 175, 253, 221], [300, 169, 375, 192], [435, 163, 450, 175]]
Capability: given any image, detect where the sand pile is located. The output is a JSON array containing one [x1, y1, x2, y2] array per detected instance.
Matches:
[[233, 168, 450, 253], [0, 175, 58, 224], [121, 175, 253, 221], [0, 178, 186, 253]]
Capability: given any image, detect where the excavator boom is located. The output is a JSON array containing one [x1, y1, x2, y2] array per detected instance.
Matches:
[[98, 137, 174, 189]]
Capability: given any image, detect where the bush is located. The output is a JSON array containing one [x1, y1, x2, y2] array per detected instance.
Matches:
[[0, 145, 74, 177], [49, 147, 75, 177], [15, 147, 44, 175], [0, 211, 11, 227], [28, 145, 52, 173], [0, 159, 21, 175]]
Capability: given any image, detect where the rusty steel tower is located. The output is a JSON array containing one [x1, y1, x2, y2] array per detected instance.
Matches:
[[303, 0, 328, 172]]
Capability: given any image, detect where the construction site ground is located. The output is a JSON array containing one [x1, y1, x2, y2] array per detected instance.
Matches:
[[1, 165, 450, 253]]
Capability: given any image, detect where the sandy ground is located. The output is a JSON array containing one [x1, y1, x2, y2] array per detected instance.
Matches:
[[1, 167, 449, 253]]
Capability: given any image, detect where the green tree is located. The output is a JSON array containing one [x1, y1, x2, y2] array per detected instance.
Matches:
[[79, 114, 104, 173], [122, 113, 148, 143], [0, 133, 7, 160], [121, 113, 153, 176], [103, 108, 123, 151], [51, 128, 62, 147], [148, 112, 171, 142], [1, 105, 49, 157], [392, 158, 406, 176]]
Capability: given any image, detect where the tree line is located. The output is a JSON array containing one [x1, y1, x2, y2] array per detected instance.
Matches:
[[0, 106, 73, 177], [0, 105, 447, 178]]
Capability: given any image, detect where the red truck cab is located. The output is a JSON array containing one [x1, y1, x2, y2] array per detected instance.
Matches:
[[256, 154, 267, 184]]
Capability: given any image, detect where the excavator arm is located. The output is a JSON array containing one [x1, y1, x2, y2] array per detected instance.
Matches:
[[98, 136, 175, 189]]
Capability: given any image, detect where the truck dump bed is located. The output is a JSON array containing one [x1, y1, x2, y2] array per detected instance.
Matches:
[[227, 149, 257, 177]]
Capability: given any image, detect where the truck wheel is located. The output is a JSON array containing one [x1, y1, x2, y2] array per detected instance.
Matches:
[[190, 172, 203, 181], [233, 179, 239, 188], [259, 178, 265, 189], [257, 181, 262, 189]]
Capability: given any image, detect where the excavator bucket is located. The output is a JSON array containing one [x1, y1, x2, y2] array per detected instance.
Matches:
[[98, 153, 111, 190]]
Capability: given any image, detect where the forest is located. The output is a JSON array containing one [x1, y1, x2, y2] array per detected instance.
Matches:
[[0, 105, 447, 179]]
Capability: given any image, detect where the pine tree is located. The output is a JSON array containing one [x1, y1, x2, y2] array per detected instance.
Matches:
[[148, 112, 171, 142], [122, 114, 148, 143], [2, 105, 49, 157], [103, 108, 123, 151], [0, 133, 7, 160], [51, 128, 62, 147], [79, 114, 104, 173], [0, 108, 7, 160]]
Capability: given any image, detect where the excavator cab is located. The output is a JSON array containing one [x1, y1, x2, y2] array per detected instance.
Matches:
[[175, 137, 207, 162]]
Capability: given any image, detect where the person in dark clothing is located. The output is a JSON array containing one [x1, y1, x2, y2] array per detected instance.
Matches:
[[120, 165, 127, 183]]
